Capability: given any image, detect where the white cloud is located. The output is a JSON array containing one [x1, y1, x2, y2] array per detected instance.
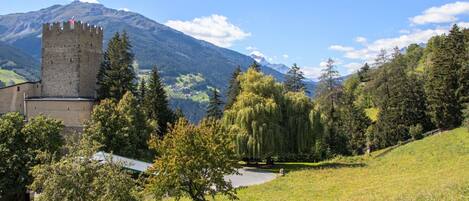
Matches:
[[165, 14, 251, 48], [331, 28, 447, 63], [250, 50, 265, 58], [246, 46, 256, 51], [410, 1, 469, 25], [344, 62, 363, 73], [302, 66, 324, 80], [355, 36, 367, 44], [457, 21, 469, 28], [119, 8, 130, 12], [329, 45, 355, 52], [282, 54, 289, 59], [78, 0, 99, 3]]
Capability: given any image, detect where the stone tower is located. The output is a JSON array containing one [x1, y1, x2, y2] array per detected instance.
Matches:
[[41, 21, 103, 98]]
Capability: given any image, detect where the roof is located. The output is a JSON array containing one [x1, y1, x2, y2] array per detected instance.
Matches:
[[92, 151, 152, 173], [0, 81, 40, 90], [25, 97, 96, 101]]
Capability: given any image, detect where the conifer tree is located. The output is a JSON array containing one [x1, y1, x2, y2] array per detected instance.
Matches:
[[145, 66, 174, 136], [138, 77, 146, 105], [284, 63, 307, 93], [224, 66, 242, 110], [315, 58, 345, 154], [248, 61, 261, 72], [97, 32, 136, 100], [206, 88, 223, 119], [358, 63, 371, 82], [425, 29, 463, 129]]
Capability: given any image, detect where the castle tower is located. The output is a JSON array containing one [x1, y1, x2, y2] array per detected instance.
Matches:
[[41, 21, 103, 98]]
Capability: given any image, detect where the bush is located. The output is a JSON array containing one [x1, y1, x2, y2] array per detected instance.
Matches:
[[409, 124, 423, 140], [463, 104, 469, 131]]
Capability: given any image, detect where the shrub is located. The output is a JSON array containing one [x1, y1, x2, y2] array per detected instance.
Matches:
[[409, 124, 423, 140]]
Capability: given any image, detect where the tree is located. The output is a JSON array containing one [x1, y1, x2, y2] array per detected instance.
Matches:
[[0, 113, 64, 200], [97, 32, 136, 100], [375, 48, 430, 147], [223, 68, 284, 161], [340, 75, 371, 154], [138, 77, 146, 105], [84, 92, 155, 161], [425, 29, 462, 129], [174, 107, 185, 120], [30, 139, 138, 201], [146, 119, 238, 201], [145, 66, 174, 136], [206, 88, 223, 119], [248, 61, 261, 72], [358, 63, 371, 82], [284, 63, 307, 93], [282, 92, 315, 155], [224, 66, 242, 110], [315, 58, 345, 155]]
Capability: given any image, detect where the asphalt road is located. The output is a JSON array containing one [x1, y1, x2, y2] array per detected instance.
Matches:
[[225, 167, 277, 188]]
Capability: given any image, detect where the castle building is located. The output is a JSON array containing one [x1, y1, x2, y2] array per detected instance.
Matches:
[[0, 21, 103, 130]]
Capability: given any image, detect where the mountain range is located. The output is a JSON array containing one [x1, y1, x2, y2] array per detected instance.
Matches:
[[0, 1, 315, 121]]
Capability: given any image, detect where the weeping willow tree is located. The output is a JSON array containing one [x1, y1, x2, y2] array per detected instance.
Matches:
[[282, 92, 315, 155], [223, 69, 284, 161]]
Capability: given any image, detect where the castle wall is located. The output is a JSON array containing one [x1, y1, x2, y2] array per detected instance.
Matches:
[[25, 98, 96, 128], [41, 21, 103, 98], [0, 82, 41, 115]]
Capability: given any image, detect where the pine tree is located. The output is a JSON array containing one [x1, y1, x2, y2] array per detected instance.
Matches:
[[145, 66, 174, 136], [425, 30, 462, 129], [284, 63, 307, 93], [375, 48, 430, 147], [206, 88, 223, 119], [248, 61, 261, 72], [138, 77, 146, 105], [315, 58, 345, 155], [358, 63, 371, 82], [97, 32, 136, 100], [224, 66, 242, 110]]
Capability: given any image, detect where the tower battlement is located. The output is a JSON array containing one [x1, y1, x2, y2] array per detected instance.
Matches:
[[42, 21, 103, 38], [41, 21, 103, 98]]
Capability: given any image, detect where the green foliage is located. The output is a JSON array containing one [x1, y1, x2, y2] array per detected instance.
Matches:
[[248, 61, 261, 72], [463, 104, 469, 131], [145, 66, 175, 135], [340, 75, 371, 155], [284, 63, 307, 93], [224, 66, 242, 110], [206, 88, 223, 119], [0, 113, 64, 200], [97, 32, 137, 100], [372, 48, 430, 148], [282, 92, 314, 155], [84, 92, 155, 161], [30, 140, 138, 201], [315, 58, 345, 155], [409, 124, 423, 140], [357, 63, 370, 82], [146, 118, 238, 201], [223, 68, 284, 160], [425, 25, 465, 129]]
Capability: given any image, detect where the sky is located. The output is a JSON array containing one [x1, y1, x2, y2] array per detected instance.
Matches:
[[0, 0, 468, 79]]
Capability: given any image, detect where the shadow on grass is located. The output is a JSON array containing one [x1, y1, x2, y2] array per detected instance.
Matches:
[[247, 162, 366, 173]]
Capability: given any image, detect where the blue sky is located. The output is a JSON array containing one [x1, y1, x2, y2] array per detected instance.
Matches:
[[1, 0, 468, 79]]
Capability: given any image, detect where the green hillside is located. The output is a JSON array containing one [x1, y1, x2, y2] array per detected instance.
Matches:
[[219, 128, 469, 201], [0, 69, 27, 86]]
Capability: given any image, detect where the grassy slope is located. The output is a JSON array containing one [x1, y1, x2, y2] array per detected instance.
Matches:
[[0, 69, 27, 85], [221, 128, 469, 201]]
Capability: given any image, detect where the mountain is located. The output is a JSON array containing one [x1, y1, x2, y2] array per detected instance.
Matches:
[[0, 41, 39, 81], [0, 1, 297, 121], [249, 52, 317, 95]]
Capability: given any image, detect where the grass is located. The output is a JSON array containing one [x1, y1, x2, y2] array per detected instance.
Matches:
[[218, 128, 469, 201], [0, 69, 27, 85]]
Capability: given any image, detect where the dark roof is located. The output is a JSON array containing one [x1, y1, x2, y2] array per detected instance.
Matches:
[[0, 80, 40, 90]]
